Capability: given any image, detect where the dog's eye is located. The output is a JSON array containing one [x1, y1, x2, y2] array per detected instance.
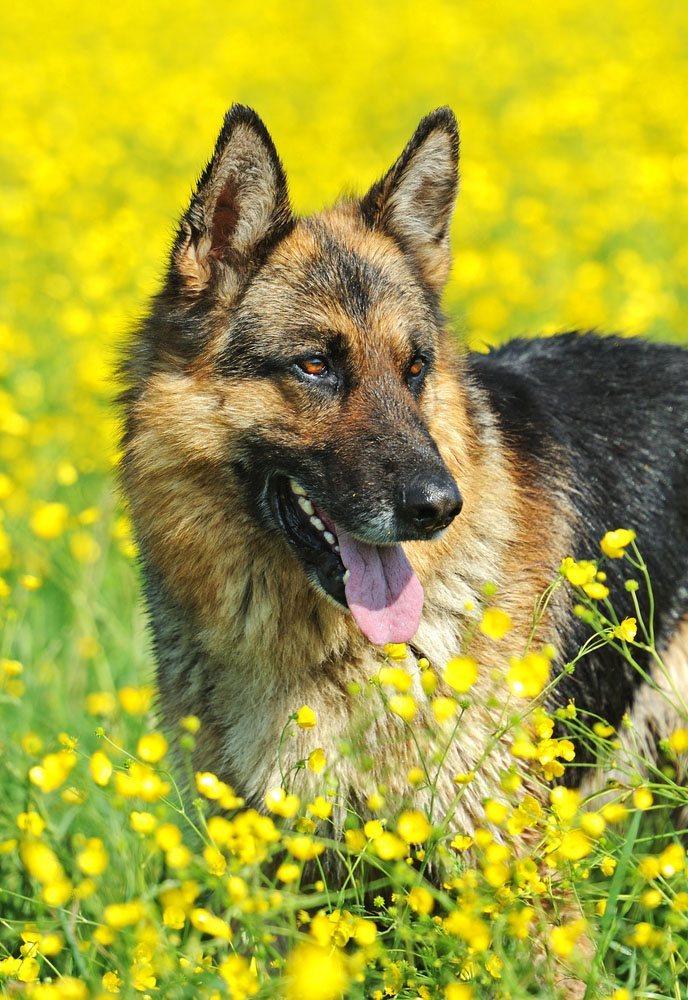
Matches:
[[297, 356, 329, 378], [407, 355, 427, 380]]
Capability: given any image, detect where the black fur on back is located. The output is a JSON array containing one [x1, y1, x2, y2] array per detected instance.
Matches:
[[469, 332, 688, 771]]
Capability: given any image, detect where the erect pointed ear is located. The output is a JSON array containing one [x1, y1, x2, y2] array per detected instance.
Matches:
[[360, 108, 459, 293], [172, 105, 293, 299]]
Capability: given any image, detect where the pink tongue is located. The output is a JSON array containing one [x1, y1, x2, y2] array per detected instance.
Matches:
[[336, 528, 424, 645]]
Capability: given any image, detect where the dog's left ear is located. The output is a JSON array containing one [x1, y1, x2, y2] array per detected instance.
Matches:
[[361, 108, 459, 293]]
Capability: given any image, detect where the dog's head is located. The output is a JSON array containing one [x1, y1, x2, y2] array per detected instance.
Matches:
[[124, 106, 466, 647]]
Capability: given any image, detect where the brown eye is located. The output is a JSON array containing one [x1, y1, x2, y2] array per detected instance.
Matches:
[[299, 357, 329, 377], [408, 356, 426, 378]]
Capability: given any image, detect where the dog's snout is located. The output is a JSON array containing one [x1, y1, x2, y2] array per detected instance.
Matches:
[[399, 473, 463, 536]]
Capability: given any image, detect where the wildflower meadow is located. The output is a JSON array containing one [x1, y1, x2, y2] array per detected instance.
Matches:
[[2, 1, 688, 997]]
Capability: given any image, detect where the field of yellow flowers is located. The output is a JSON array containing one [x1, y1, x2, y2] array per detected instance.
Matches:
[[2, 0, 688, 997]]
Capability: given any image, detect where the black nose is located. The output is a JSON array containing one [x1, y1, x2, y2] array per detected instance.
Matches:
[[399, 474, 463, 537]]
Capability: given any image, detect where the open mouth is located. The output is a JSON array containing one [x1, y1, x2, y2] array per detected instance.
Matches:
[[268, 475, 424, 646]]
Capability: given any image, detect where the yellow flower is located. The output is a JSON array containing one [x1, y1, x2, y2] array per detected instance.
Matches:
[[550, 919, 586, 958], [384, 642, 408, 660], [483, 799, 509, 826], [103, 900, 145, 928], [219, 955, 259, 997], [77, 837, 108, 876], [557, 830, 593, 861], [584, 581, 609, 599], [69, 530, 101, 563], [308, 748, 326, 773], [600, 528, 636, 558], [633, 787, 653, 810], [344, 828, 367, 853], [507, 651, 550, 698], [190, 907, 232, 940], [307, 796, 333, 820], [431, 696, 457, 723], [284, 836, 326, 862], [479, 607, 512, 640], [29, 751, 77, 792], [407, 886, 434, 915], [378, 665, 412, 691], [397, 810, 432, 844], [155, 823, 182, 851], [130, 811, 157, 834], [102, 971, 122, 993], [114, 762, 170, 802], [85, 691, 117, 716], [613, 617, 637, 642], [580, 812, 606, 838], [89, 750, 113, 787], [601, 802, 628, 824], [285, 942, 348, 1000], [658, 843, 685, 877], [118, 685, 155, 714], [265, 786, 300, 818], [561, 557, 597, 586], [668, 727, 688, 753], [30, 502, 69, 539], [16, 811, 46, 837], [295, 704, 316, 729], [20, 840, 65, 884], [550, 786, 581, 821], [137, 732, 168, 763], [445, 987, 474, 1000], [373, 832, 407, 860], [277, 862, 301, 883], [444, 911, 490, 951], [388, 694, 417, 721]]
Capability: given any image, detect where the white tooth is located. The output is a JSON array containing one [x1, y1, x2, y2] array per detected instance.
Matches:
[[298, 498, 314, 516], [334, 545, 340, 553], [290, 479, 307, 496], [343, 569, 351, 584], [324, 531, 335, 545], [310, 516, 325, 532]]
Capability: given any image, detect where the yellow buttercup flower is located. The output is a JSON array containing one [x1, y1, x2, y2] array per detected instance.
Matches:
[[507, 651, 551, 698], [613, 617, 637, 642], [285, 942, 348, 1000], [383, 642, 407, 660], [295, 704, 316, 729], [89, 750, 113, 787], [550, 919, 586, 957], [397, 810, 432, 844], [443, 655, 478, 693], [137, 731, 168, 763], [388, 694, 417, 722], [378, 665, 412, 691], [479, 607, 512, 640], [307, 747, 326, 773], [30, 501, 69, 539], [600, 528, 636, 558]]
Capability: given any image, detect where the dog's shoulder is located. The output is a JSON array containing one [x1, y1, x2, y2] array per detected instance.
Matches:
[[467, 331, 688, 455]]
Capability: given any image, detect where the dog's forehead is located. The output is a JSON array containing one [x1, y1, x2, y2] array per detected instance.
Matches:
[[242, 212, 437, 340]]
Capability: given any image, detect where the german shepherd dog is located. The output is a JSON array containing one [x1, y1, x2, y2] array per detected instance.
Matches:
[[121, 105, 688, 842]]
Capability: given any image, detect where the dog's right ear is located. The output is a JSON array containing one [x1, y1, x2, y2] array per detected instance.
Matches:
[[172, 105, 292, 300]]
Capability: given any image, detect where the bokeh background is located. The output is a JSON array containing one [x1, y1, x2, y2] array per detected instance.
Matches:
[[1, 0, 688, 740]]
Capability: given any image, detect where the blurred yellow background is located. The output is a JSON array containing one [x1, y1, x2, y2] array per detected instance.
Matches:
[[1, 0, 688, 509]]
